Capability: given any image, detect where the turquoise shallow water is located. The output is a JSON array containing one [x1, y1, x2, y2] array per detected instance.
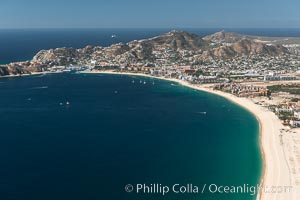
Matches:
[[0, 73, 262, 200]]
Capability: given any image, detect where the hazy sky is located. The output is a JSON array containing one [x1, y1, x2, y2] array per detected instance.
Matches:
[[0, 0, 299, 28]]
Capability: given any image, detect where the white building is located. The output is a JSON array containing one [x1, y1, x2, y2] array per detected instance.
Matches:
[[290, 120, 300, 127], [294, 110, 300, 119]]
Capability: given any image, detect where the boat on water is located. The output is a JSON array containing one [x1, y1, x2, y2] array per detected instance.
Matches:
[[111, 34, 117, 38], [143, 81, 147, 84]]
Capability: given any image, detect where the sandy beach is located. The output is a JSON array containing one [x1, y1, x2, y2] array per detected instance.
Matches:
[[83, 70, 300, 200]]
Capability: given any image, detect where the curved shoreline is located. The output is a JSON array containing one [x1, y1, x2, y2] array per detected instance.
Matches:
[[83, 70, 293, 200]]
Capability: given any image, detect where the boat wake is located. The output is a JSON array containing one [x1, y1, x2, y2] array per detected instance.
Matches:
[[196, 111, 207, 115], [29, 86, 49, 90]]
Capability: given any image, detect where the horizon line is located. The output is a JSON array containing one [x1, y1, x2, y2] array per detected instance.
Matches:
[[1, 27, 300, 30]]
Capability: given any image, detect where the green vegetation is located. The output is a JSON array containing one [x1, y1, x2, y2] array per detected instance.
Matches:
[[267, 84, 300, 95], [194, 70, 210, 76], [291, 98, 300, 102], [278, 111, 293, 121]]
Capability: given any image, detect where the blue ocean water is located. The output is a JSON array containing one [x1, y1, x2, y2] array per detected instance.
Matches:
[[1, 28, 300, 64], [0, 73, 261, 200]]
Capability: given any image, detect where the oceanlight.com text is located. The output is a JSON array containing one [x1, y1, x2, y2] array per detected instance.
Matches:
[[124, 183, 293, 196]]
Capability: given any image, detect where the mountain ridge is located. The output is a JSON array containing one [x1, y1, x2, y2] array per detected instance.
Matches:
[[0, 30, 291, 76], [32, 30, 288, 63]]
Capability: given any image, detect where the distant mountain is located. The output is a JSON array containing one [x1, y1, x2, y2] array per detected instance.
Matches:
[[140, 30, 210, 50], [203, 30, 300, 45], [203, 30, 250, 43], [201, 39, 289, 58]]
